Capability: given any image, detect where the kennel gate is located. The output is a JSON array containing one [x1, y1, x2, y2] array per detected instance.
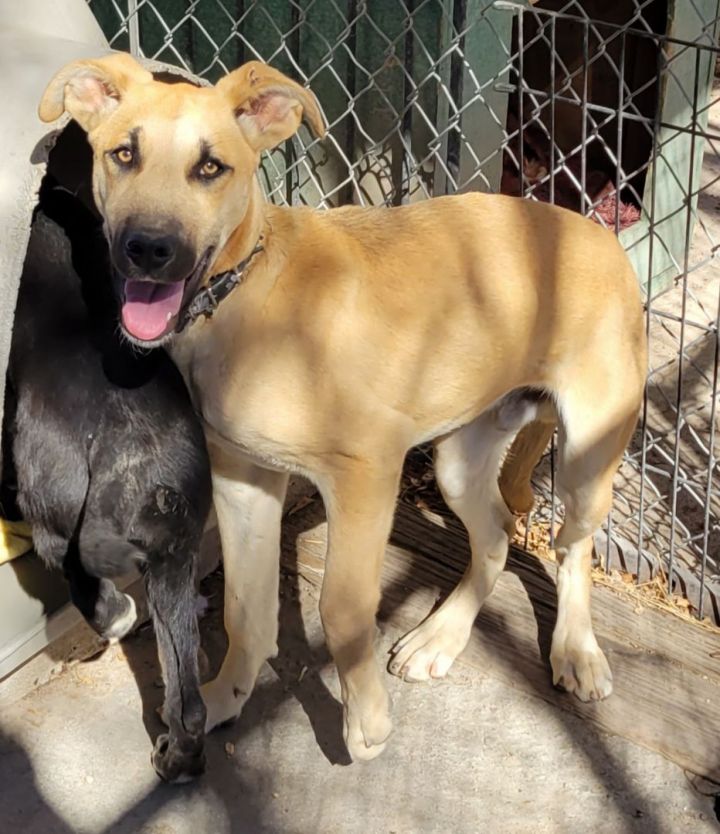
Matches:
[[87, 0, 720, 623]]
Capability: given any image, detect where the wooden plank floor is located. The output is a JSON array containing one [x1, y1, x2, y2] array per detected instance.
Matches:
[[281, 499, 720, 782]]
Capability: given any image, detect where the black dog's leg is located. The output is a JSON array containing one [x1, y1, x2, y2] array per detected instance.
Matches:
[[64, 546, 137, 642], [145, 555, 206, 783]]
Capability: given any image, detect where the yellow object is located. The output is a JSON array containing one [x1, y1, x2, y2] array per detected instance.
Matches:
[[0, 518, 33, 565]]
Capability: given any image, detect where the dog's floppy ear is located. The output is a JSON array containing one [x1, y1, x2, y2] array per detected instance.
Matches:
[[39, 53, 152, 132], [216, 61, 326, 153]]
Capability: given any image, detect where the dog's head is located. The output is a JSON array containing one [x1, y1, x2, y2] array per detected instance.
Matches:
[[39, 53, 325, 346]]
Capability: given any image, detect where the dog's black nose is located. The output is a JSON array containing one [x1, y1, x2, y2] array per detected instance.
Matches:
[[114, 219, 195, 282], [123, 231, 176, 273]]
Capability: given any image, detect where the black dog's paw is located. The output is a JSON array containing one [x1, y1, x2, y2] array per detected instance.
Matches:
[[151, 734, 206, 784], [98, 591, 137, 643]]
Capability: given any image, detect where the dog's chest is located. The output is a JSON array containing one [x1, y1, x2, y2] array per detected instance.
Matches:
[[170, 333, 321, 476]]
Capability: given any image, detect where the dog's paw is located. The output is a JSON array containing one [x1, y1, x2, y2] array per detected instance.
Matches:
[[200, 678, 249, 732], [388, 616, 469, 682], [343, 694, 392, 762], [151, 733, 205, 784], [551, 638, 613, 702], [102, 593, 137, 644]]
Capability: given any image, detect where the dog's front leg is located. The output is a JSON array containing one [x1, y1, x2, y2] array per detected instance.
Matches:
[[202, 456, 289, 731], [319, 464, 400, 761]]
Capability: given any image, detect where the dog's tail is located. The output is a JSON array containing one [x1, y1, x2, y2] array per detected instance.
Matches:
[[498, 419, 556, 514]]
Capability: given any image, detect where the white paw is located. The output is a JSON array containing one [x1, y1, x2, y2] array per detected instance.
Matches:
[[104, 594, 137, 644], [343, 697, 392, 762], [388, 616, 470, 682], [551, 636, 613, 702]]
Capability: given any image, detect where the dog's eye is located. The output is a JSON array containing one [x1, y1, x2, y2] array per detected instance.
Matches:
[[198, 159, 224, 180], [112, 147, 134, 166]]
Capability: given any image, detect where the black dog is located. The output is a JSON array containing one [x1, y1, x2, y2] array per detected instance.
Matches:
[[2, 181, 212, 782]]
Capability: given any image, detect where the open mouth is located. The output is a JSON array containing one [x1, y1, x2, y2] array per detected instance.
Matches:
[[121, 280, 186, 342], [119, 249, 212, 344]]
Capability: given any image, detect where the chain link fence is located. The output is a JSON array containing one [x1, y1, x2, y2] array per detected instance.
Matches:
[[87, 0, 720, 622]]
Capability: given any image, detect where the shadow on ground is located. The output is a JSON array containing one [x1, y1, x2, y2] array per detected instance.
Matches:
[[0, 494, 716, 833]]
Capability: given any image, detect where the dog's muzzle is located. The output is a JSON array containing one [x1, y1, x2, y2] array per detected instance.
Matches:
[[117, 248, 213, 345]]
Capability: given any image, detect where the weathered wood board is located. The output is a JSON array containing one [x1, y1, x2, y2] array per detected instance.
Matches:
[[282, 500, 720, 782]]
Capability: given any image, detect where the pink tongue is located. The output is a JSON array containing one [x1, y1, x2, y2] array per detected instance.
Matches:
[[121, 280, 185, 341]]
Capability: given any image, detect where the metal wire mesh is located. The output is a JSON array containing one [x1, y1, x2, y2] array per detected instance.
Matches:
[[87, 0, 720, 622]]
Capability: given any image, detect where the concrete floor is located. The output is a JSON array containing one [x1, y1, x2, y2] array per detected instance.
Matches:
[[0, 568, 716, 834]]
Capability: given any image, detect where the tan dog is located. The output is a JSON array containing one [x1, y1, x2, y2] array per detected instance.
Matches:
[[40, 53, 647, 762]]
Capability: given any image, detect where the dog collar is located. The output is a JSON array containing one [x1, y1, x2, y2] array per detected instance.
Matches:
[[176, 239, 264, 333]]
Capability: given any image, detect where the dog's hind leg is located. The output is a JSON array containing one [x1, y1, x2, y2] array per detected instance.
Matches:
[[549, 388, 639, 702], [389, 396, 537, 683], [145, 553, 207, 783], [64, 546, 137, 643], [77, 475, 209, 782], [31, 519, 136, 643], [318, 462, 402, 762], [201, 455, 289, 732]]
